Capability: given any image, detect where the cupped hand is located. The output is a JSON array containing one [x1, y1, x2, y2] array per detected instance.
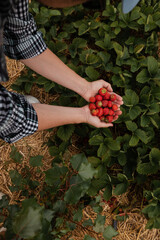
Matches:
[[82, 105, 122, 128], [82, 105, 113, 128], [83, 79, 123, 106]]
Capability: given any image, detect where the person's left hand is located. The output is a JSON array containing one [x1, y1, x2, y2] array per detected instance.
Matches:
[[82, 79, 123, 106]]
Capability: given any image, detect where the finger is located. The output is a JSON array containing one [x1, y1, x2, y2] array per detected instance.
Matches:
[[115, 110, 122, 115], [100, 80, 113, 92], [113, 115, 119, 122], [113, 93, 123, 102]]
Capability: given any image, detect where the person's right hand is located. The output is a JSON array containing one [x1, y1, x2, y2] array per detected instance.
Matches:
[[82, 105, 122, 128]]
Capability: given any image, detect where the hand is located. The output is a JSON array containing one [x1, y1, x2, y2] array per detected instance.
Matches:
[[83, 79, 123, 106], [82, 105, 122, 128]]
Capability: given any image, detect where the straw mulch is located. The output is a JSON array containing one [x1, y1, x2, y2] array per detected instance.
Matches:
[[0, 58, 160, 239]]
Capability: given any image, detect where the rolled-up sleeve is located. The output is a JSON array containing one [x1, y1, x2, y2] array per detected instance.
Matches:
[[3, 0, 47, 60], [0, 84, 38, 143]]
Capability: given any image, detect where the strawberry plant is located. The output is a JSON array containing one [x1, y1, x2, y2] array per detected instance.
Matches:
[[1, 0, 160, 239]]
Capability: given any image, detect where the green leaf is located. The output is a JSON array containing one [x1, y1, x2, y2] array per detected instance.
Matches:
[[78, 162, 97, 181], [103, 185, 112, 201], [112, 42, 123, 58], [78, 23, 90, 35], [10, 146, 23, 163], [136, 69, 150, 83], [148, 56, 159, 76], [105, 138, 120, 151], [29, 155, 43, 167], [97, 143, 108, 157], [49, 9, 61, 16], [57, 125, 75, 141], [70, 153, 88, 171], [141, 115, 150, 127], [134, 44, 145, 54], [73, 208, 83, 222], [88, 157, 101, 168], [103, 225, 118, 240], [93, 214, 106, 233], [84, 235, 96, 240], [45, 166, 67, 186], [85, 66, 100, 80], [123, 89, 139, 106], [126, 121, 137, 132], [9, 170, 23, 187], [89, 135, 104, 146], [129, 106, 141, 120], [113, 182, 128, 195], [135, 129, 148, 144], [118, 153, 127, 166], [149, 148, 160, 166], [137, 162, 158, 175], [129, 135, 139, 147], [13, 206, 43, 239], [64, 175, 90, 204]]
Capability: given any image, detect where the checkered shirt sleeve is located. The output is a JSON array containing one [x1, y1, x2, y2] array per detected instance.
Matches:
[[0, 84, 38, 143], [3, 0, 47, 60]]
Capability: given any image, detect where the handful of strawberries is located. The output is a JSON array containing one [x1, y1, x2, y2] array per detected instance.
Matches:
[[89, 87, 121, 123]]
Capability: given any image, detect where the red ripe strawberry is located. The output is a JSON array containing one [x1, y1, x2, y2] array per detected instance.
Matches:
[[99, 116, 105, 121], [97, 108, 103, 117], [109, 109, 114, 115], [119, 208, 123, 213], [102, 100, 108, 107], [98, 87, 107, 96], [103, 108, 109, 115], [104, 92, 110, 100], [95, 94, 103, 101], [89, 103, 96, 110], [110, 94, 117, 101], [96, 101, 102, 108], [112, 104, 118, 111], [89, 96, 96, 103], [105, 115, 113, 123], [91, 109, 99, 116], [107, 101, 112, 108]]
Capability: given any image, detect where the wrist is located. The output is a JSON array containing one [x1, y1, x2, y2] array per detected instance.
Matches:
[[77, 78, 90, 100]]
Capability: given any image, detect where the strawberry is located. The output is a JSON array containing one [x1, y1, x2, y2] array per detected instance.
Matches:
[[110, 94, 117, 102], [89, 103, 96, 110], [107, 101, 112, 108], [91, 109, 99, 116], [97, 107, 103, 117], [104, 92, 110, 100], [109, 109, 114, 115], [103, 108, 109, 115], [96, 101, 102, 108], [102, 100, 108, 107], [95, 94, 103, 101], [89, 96, 96, 103], [112, 104, 118, 111], [98, 87, 107, 96], [119, 208, 123, 213], [99, 116, 105, 121], [105, 115, 113, 123]]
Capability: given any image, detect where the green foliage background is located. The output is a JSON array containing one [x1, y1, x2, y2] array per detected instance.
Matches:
[[1, 0, 160, 239]]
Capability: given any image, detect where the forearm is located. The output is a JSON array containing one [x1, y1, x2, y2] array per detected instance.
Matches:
[[21, 48, 89, 98], [32, 103, 85, 131]]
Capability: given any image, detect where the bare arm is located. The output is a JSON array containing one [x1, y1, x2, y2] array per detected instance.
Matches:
[[21, 48, 89, 99], [32, 104, 114, 131]]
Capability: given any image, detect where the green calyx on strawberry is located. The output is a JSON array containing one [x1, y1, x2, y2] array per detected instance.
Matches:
[[96, 101, 102, 108], [98, 87, 107, 96]]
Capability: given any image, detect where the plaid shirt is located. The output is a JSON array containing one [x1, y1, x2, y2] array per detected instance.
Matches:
[[0, 0, 47, 143]]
